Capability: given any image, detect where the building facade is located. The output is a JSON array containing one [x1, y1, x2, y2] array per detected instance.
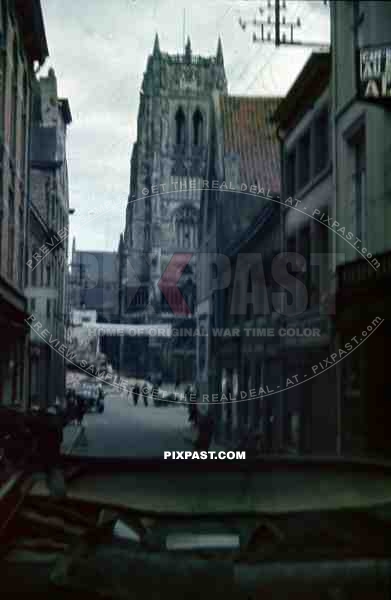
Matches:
[[69, 241, 119, 369], [26, 67, 71, 409], [331, 0, 391, 457], [275, 52, 337, 455], [197, 95, 282, 444], [197, 1, 391, 458], [0, 0, 48, 407], [69, 241, 119, 321]]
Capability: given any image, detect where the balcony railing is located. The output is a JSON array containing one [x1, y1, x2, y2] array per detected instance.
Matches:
[[164, 54, 216, 66]]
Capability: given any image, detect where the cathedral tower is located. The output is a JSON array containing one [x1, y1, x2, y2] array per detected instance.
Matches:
[[123, 35, 227, 318]]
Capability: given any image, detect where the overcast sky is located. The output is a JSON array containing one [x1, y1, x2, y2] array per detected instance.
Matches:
[[40, 0, 329, 253]]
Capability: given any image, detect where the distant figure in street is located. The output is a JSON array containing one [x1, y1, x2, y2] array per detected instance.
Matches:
[[142, 383, 149, 407], [76, 395, 86, 427], [236, 428, 264, 457], [188, 402, 198, 426], [151, 382, 160, 406], [184, 384, 192, 403], [186, 385, 198, 425], [194, 411, 214, 451], [132, 383, 140, 406], [65, 388, 74, 424]]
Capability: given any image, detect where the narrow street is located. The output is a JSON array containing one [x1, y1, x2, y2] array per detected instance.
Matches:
[[69, 389, 191, 458]]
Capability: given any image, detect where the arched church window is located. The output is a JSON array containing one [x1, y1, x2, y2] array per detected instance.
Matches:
[[175, 205, 198, 249], [145, 197, 151, 221], [193, 109, 203, 146], [175, 107, 186, 145]]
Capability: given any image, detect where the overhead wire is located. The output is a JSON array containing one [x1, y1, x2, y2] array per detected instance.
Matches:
[[230, 0, 302, 92], [243, 0, 314, 93]]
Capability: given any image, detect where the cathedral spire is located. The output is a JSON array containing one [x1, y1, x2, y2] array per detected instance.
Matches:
[[153, 33, 160, 57], [185, 36, 191, 62], [216, 36, 224, 65]]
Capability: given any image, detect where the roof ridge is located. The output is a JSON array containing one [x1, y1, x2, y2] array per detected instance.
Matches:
[[219, 89, 281, 194], [75, 250, 117, 255], [223, 94, 283, 100]]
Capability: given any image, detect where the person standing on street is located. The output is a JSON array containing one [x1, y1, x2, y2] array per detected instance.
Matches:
[[151, 381, 160, 406], [194, 409, 214, 451], [132, 383, 140, 406], [76, 394, 86, 427], [142, 381, 149, 407], [186, 385, 198, 425]]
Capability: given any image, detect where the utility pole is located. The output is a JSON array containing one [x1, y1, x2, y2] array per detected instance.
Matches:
[[275, 0, 280, 46], [238, 0, 329, 49]]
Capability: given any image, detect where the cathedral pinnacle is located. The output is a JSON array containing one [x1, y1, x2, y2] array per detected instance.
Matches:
[[216, 36, 224, 65], [185, 36, 191, 62], [153, 33, 160, 57]]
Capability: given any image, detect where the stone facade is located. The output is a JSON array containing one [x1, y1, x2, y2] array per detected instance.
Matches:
[[0, 0, 48, 408], [331, 0, 391, 457], [26, 68, 71, 409], [275, 52, 336, 455]]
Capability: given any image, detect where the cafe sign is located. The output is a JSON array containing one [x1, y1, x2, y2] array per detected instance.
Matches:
[[358, 45, 391, 103]]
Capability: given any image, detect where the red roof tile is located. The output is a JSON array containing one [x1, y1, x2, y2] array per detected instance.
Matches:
[[219, 95, 281, 194]]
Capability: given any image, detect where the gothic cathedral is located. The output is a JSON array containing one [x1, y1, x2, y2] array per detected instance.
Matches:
[[118, 35, 226, 378]]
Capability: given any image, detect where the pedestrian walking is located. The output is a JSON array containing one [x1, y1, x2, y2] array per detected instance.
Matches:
[[142, 382, 149, 407], [132, 383, 140, 406], [69, 389, 77, 425], [194, 411, 214, 451], [76, 394, 86, 427], [186, 385, 198, 425], [152, 382, 160, 404], [188, 402, 198, 426]]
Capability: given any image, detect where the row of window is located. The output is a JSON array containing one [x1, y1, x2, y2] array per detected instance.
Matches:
[[30, 253, 65, 289], [348, 125, 367, 243], [0, 17, 30, 172], [175, 107, 204, 146], [0, 184, 24, 287], [223, 217, 330, 322], [286, 215, 329, 312], [30, 297, 59, 320], [285, 107, 330, 198], [143, 213, 198, 249], [45, 176, 67, 233], [0, 10, 30, 288]]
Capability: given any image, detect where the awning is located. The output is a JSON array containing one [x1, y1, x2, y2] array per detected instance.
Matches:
[[0, 287, 28, 332], [337, 249, 391, 291]]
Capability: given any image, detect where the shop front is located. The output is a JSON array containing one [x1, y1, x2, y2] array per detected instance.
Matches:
[[336, 251, 391, 458], [0, 287, 29, 409]]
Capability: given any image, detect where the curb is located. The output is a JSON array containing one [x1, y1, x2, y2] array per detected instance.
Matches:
[[182, 428, 228, 452], [61, 426, 85, 455]]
